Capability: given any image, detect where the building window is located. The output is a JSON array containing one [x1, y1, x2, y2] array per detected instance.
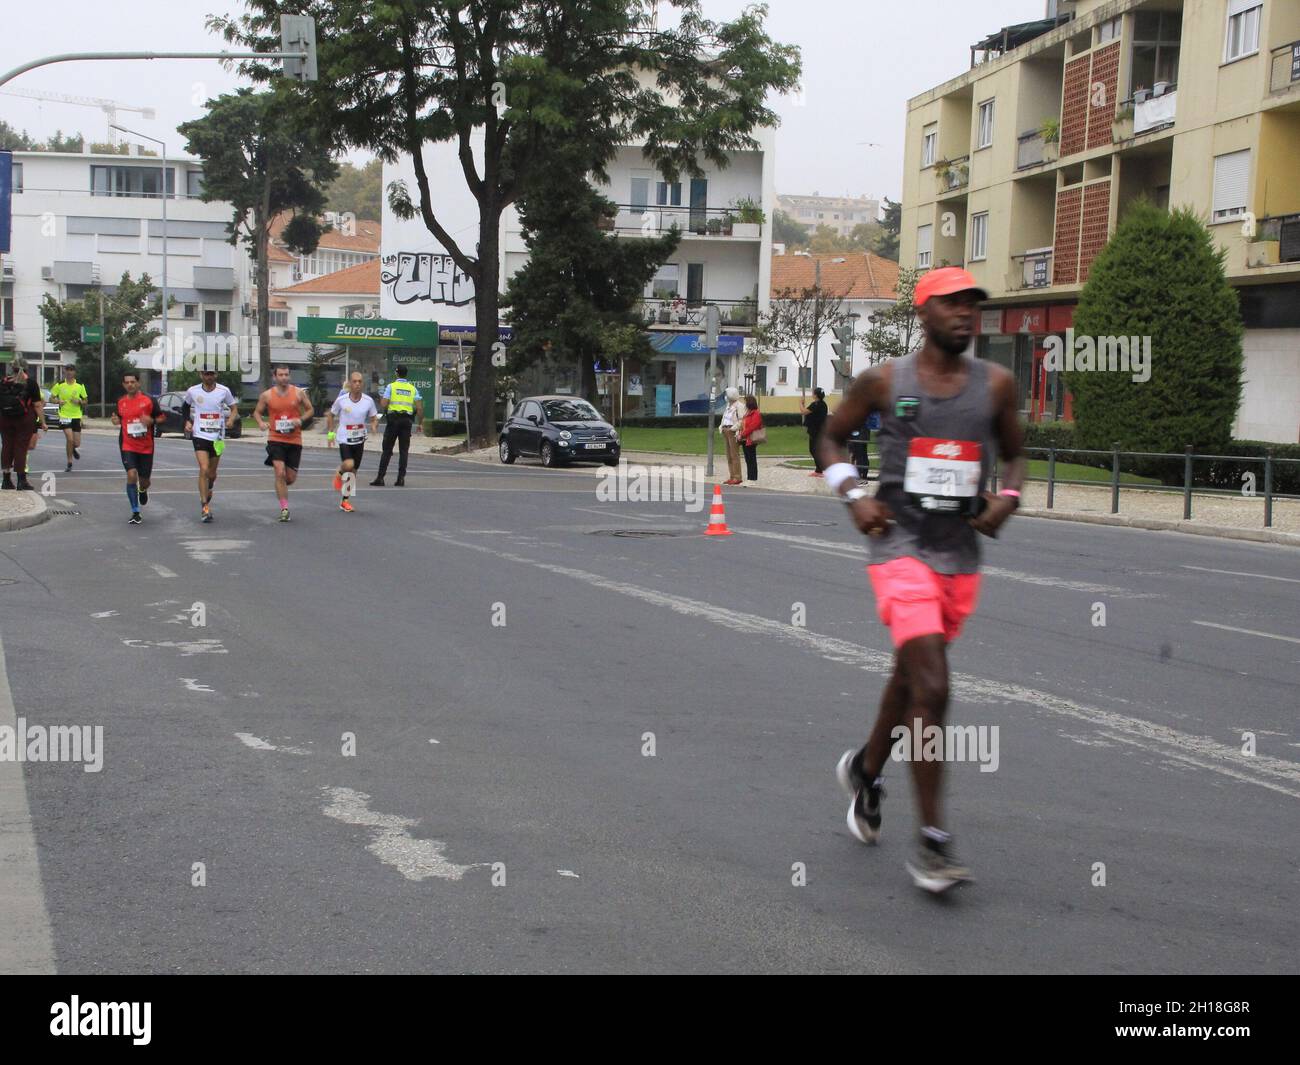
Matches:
[[655, 180, 682, 207], [203, 309, 231, 333], [648, 263, 680, 300], [1211, 149, 1251, 222], [1224, 0, 1261, 63], [90, 165, 175, 198], [630, 174, 652, 210], [306, 306, 321, 317], [187, 170, 204, 198], [977, 100, 995, 150], [2, 296, 13, 329], [917, 224, 933, 269], [778, 366, 788, 385], [1098, 16, 1122, 44], [1132, 10, 1182, 88], [970, 213, 989, 261], [10, 162, 21, 193], [268, 310, 288, 328], [182, 303, 198, 320], [922, 126, 937, 168]]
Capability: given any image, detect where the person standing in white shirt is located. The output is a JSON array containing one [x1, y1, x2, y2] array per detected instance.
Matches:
[[327, 372, 380, 513], [183, 370, 240, 523], [719, 387, 745, 486]]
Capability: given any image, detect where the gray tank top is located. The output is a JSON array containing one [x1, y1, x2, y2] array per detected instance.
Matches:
[[869, 352, 997, 575]]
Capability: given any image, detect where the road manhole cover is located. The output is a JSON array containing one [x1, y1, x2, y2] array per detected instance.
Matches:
[[764, 519, 837, 527], [588, 529, 684, 538], [49, 510, 81, 516]]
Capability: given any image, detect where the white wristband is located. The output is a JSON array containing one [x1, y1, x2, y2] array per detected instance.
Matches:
[[824, 462, 860, 493]]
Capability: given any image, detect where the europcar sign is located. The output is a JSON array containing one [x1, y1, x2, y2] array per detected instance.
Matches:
[[295, 317, 440, 348]]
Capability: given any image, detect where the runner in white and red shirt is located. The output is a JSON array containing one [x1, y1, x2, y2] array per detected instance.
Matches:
[[326, 372, 380, 513], [183, 370, 240, 523], [111, 371, 162, 525]]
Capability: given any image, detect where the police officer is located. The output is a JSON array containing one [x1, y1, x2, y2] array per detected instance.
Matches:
[[369, 364, 423, 487]]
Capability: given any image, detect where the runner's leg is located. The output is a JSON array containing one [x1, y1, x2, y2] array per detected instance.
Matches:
[[895, 634, 950, 830]]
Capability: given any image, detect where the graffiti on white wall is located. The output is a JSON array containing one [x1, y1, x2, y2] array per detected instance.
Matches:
[[381, 252, 476, 307]]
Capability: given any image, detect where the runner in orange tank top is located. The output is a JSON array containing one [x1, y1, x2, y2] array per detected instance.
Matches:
[[253, 365, 314, 522]]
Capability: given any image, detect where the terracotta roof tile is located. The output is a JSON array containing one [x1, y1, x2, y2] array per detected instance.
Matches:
[[769, 252, 899, 301], [277, 258, 380, 295]]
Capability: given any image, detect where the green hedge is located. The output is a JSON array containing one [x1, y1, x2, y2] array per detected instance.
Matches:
[[623, 413, 807, 429], [1204, 442, 1300, 496], [427, 420, 467, 436]]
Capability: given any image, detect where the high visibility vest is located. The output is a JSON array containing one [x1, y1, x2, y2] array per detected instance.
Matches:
[[388, 380, 417, 415]]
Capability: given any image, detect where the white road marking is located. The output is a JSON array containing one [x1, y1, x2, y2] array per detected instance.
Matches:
[[557, 870, 581, 879], [428, 739, 440, 744], [181, 678, 215, 693], [0, 637, 57, 973], [122, 638, 227, 656], [571, 506, 659, 523], [1182, 565, 1300, 585], [321, 786, 476, 881], [234, 732, 310, 755], [149, 564, 178, 579], [179, 539, 249, 565], [419, 530, 1300, 800], [90, 610, 118, 618], [741, 529, 1160, 597], [1191, 621, 1300, 646]]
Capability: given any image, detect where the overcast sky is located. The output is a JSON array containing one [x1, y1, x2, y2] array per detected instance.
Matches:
[[2, 0, 1040, 205]]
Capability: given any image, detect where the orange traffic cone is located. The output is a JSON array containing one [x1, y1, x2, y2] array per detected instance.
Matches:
[[705, 484, 733, 536]]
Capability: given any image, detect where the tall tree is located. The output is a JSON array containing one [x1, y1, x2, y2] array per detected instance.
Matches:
[[874, 197, 901, 261], [0, 121, 36, 151], [213, 1, 800, 448], [860, 266, 921, 365], [179, 88, 339, 390], [326, 158, 383, 221], [752, 283, 852, 395], [38, 273, 165, 414], [503, 147, 680, 404], [773, 208, 810, 249]]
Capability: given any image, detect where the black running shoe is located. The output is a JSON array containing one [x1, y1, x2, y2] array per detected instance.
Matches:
[[394, 476, 405, 486], [836, 748, 885, 844], [138, 488, 149, 507], [906, 835, 972, 894], [369, 477, 385, 486], [128, 512, 142, 525], [65, 462, 73, 472], [73, 448, 81, 460]]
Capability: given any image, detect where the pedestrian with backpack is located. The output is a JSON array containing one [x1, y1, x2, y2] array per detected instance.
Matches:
[[1, 362, 47, 491]]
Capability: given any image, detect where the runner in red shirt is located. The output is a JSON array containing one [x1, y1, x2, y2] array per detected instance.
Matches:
[[253, 364, 314, 522], [111, 371, 161, 525]]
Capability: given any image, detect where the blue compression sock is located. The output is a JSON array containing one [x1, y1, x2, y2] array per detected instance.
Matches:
[[126, 483, 139, 512]]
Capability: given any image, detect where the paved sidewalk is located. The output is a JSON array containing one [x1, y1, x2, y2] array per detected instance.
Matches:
[[0, 490, 50, 532]]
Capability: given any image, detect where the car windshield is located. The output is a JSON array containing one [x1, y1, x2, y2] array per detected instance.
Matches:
[[543, 399, 600, 422]]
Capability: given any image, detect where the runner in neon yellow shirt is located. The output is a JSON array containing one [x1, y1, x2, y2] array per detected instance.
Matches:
[[49, 365, 89, 472]]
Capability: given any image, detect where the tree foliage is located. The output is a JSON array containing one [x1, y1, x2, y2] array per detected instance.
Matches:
[[752, 283, 852, 392], [179, 88, 339, 390], [38, 273, 164, 411], [860, 266, 921, 365], [1067, 202, 1243, 458], [874, 197, 900, 261], [773, 209, 810, 249], [212, 0, 800, 448], [326, 158, 383, 221]]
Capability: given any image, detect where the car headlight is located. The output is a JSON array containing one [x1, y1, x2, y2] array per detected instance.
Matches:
[[609, 429, 619, 441], [559, 430, 571, 440]]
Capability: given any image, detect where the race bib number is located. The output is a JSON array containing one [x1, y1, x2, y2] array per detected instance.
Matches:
[[275, 417, 294, 434], [126, 420, 147, 438], [904, 438, 981, 511], [344, 423, 365, 444], [198, 412, 220, 428]]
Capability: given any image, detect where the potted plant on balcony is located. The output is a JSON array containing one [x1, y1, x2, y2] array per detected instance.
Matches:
[[729, 297, 757, 325], [656, 301, 671, 324], [707, 216, 723, 236], [1039, 117, 1060, 162], [1112, 103, 1134, 142], [721, 211, 735, 236], [731, 197, 764, 238]]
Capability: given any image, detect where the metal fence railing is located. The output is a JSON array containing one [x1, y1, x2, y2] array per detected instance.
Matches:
[[985, 445, 1300, 529]]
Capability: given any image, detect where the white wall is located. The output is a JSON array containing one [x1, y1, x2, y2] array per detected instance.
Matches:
[[764, 296, 894, 397], [1234, 329, 1300, 443]]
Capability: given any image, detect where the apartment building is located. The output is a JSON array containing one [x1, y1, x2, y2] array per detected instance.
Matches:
[[382, 115, 775, 416], [900, 0, 1300, 442], [777, 193, 881, 238], [1, 148, 242, 389]]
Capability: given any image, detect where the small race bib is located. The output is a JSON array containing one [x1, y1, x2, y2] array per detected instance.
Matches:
[[126, 420, 147, 438], [275, 417, 294, 434], [344, 423, 365, 444], [904, 438, 981, 512]]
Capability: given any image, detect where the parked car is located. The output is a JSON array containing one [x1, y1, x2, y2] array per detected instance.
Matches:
[[152, 391, 243, 438], [40, 388, 62, 429], [499, 395, 621, 468]]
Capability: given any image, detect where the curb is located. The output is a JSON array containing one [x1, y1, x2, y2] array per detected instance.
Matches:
[[0, 494, 51, 533], [1018, 507, 1300, 547]]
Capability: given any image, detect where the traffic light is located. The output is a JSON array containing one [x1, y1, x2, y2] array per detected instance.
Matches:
[[280, 15, 318, 82]]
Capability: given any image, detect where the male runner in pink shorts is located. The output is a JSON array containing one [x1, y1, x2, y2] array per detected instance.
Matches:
[[818, 267, 1025, 893]]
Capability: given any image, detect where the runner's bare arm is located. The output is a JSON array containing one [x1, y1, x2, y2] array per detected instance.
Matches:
[[253, 392, 269, 430], [299, 392, 315, 422], [325, 407, 336, 435]]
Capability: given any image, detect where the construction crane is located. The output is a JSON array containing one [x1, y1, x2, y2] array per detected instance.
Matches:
[[0, 88, 156, 146]]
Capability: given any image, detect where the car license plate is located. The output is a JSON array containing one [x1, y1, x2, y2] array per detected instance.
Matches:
[[583, 442, 605, 449]]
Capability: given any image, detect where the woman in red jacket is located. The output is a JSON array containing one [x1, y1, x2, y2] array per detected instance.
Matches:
[[735, 394, 764, 485]]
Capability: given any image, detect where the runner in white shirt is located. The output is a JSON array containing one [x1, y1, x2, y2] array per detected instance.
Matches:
[[326, 371, 380, 513], [183, 370, 240, 523]]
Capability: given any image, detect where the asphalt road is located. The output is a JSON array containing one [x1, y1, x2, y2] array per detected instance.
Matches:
[[1, 430, 1297, 973]]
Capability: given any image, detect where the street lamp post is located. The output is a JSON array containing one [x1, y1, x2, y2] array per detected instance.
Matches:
[[110, 124, 169, 392]]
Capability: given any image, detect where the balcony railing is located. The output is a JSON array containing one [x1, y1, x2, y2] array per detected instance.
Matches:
[[1132, 84, 1178, 134], [607, 205, 763, 238], [639, 297, 758, 328], [1016, 131, 1060, 169], [1269, 41, 1300, 94], [1009, 248, 1054, 290], [1254, 214, 1300, 265], [935, 156, 970, 193]]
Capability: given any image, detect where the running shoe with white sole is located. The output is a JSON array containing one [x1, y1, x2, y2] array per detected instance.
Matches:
[[201, 505, 213, 523], [906, 836, 972, 894], [278, 508, 291, 522], [836, 748, 885, 844], [128, 512, 142, 525]]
